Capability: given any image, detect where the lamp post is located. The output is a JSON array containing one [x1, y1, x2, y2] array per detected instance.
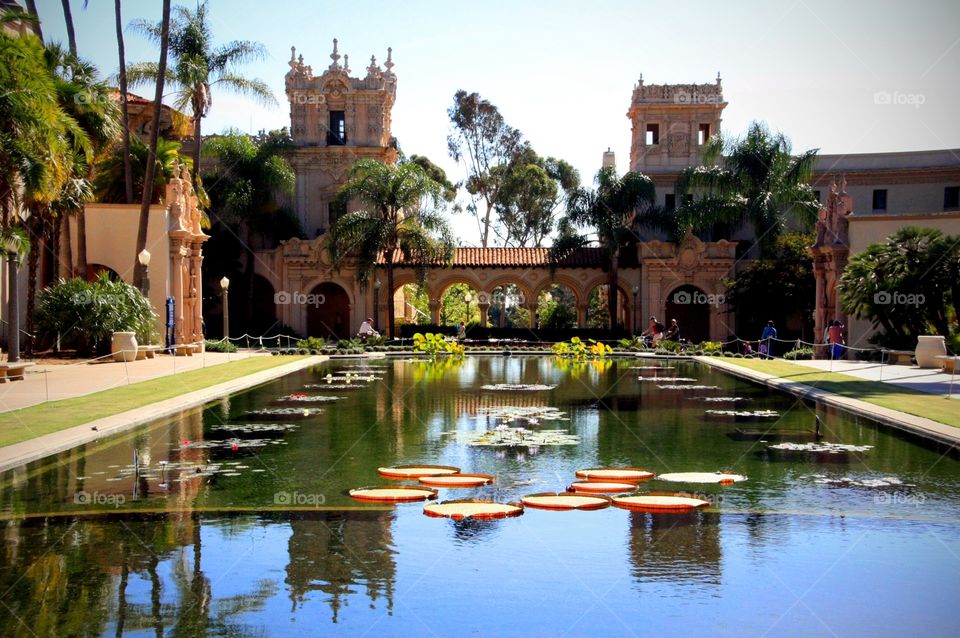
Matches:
[[631, 284, 640, 336], [137, 249, 151, 296], [464, 291, 473, 325], [4, 237, 20, 363], [374, 278, 381, 331], [220, 277, 230, 339]]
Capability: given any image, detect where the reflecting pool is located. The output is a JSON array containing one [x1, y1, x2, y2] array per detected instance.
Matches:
[[1, 357, 958, 637]]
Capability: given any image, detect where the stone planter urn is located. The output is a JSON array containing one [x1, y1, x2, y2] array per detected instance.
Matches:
[[111, 331, 138, 363], [915, 335, 946, 368]]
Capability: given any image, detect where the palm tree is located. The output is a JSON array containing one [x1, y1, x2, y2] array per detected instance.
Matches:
[[43, 44, 121, 277], [127, 0, 276, 179], [674, 121, 820, 257], [549, 167, 660, 330], [203, 130, 295, 328], [327, 160, 455, 338], [115, 0, 134, 204], [94, 136, 188, 204], [134, 0, 170, 294]]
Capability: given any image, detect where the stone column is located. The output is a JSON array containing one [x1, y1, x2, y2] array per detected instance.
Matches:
[[429, 297, 440, 325], [576, 304, 588, 328], [478, 298, 490, 328], [170, 239, 185, 345]]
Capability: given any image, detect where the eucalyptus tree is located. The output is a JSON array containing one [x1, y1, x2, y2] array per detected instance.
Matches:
[[447, 90, 526, 247]]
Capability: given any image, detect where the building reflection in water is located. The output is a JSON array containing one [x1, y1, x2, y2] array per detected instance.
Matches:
[[627, 511, 722, 585], [284, 510, 397, 623]]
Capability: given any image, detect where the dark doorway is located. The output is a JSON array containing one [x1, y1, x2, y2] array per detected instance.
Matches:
[[306, 282, 350, 339], [664, 284, 711, 344]]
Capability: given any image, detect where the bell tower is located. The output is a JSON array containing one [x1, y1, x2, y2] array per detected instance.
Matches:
[[627, 73, 726, 174], [285, 39, 398, 236]]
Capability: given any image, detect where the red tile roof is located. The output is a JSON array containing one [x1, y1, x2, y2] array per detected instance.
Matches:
[[379, 247, 604, 268]]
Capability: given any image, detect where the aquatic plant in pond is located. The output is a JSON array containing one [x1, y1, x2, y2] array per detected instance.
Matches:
[[413, 332, 465, 358], [450, 426, 580, 447], [481, 383, 557, 391], [473, 406, 567, 425], [551, 336, 612, 360]]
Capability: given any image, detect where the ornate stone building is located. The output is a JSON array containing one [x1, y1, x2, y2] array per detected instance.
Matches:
[[256, 49, 738, 341], [285, 40, 398, 237]]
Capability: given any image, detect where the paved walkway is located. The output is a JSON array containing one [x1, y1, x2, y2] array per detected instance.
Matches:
[[789, 358, 960, 397], [0, 355, 324, 472], [697, 356, 960, 446], [0, 350, 266, 413]]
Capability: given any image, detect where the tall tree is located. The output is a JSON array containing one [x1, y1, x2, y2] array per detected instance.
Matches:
[[115, 0, 134, 204], [133, 0, 170, 293], [447, 90, 525, 247], [674, 121, 820, 257], [128, 0, 276, 179], [495, 148, 580, 247], [550, 167, 660, 329], [203, 129, 296, 327], [60, 0, 80, 56], [23, 0, 42, 40], [328, 159, 455, 338]]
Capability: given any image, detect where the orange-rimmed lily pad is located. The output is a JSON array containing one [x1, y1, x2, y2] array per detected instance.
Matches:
[[423, 499, 523, 521], [567, 480, 636, 494], [520, 492, 611, 511], [612, 494, 710, 512], [657, 471, 747, 485], [418, 473, 494, 488], [349, 485, 438, 503], [377, 464, 461, 480], [575, 467, 654, 483]]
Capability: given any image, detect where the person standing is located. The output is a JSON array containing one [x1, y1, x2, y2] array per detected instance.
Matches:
[[827, 320, 845, 359], [760, 320, 777, 358], [457, 321, 466, 341]]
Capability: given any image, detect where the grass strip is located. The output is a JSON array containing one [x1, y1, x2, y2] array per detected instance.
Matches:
[[0, 355, 310, 447], [713, 358, 959, 428]]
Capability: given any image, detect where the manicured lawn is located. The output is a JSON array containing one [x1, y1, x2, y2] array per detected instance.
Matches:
[[714, 358, 960, 428], [0, 356, 311, 448]]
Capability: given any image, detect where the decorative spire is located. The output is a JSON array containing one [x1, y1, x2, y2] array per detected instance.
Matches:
[[367, 54, 381, 77], [290, 46, 296, 62], [716, 71, 722, 85], [384, 47, 394, 73], [330, 38, 341, 68], [343, 54, 350, 73], [639, 73, 644, 85]]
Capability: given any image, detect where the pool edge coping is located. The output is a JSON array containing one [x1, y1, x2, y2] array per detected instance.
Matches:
[[696, 356, 960, 446], [0, 355, 326, 473]]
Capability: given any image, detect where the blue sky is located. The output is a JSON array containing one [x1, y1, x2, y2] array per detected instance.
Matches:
[[30, 0, 960, 241]]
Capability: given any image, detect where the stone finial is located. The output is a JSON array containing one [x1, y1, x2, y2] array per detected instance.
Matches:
[[716, 71, 722, 85], [840, 174, 847, 194], [330, 38, 341, 67], [830, 176, 837, 194], [384, 47, 394, 72], [343, 54, 350, 73], [290, 46, 296, 62], [638, 73, 644, 85]]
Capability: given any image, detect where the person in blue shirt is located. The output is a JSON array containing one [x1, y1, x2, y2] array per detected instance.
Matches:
[[760, 320, 777, 358]]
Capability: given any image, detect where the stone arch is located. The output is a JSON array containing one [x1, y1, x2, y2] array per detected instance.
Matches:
[[664, 283, 711, 344], [535, 282, 579, 329], [583, 278, 634, 331], [533, 276, 583, 308], [306, 281, 352, 339], [482, 276, 534, 307]]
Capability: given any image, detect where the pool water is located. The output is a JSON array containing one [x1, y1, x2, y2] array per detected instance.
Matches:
[[1, 356, 958, 637]]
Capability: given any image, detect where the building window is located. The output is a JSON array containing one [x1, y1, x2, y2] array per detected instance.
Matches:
[[872, 189, 887, 211], [328, 200, 346, 228], [697, 123, 711, 145], [944, 186, 960, 210], [645, 123, 659, 145], [327, 110, 346, 145], [665, 193, 676, 211]]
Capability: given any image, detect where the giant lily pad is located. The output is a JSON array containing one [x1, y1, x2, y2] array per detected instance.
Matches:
[[520, 492, 611, 511], [423, 499, 523, 520], [349, 485, 438, 503], [657, 471, 747, 484], [575, 468, 654, 482], [377, 464, 460, 479], [418, 473, 494, 488], [612, 494, 709, 512]]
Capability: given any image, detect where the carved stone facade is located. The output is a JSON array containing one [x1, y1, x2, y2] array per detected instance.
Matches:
[[285, 40, 398, 236], [808, 178, 852, 355], [628, 74, 726, 174]]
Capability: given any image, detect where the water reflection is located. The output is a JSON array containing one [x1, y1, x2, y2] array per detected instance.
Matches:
[[627, 511, 722, 585], [284, 511, 396, 623]]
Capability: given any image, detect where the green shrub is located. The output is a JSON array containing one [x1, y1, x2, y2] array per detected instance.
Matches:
[[297, 336, 326, 351], [700, 341, 722, 353], [784, 347, 814, 360], [36, 274, 157, 355], [204, 339, 238, 353], [412, 332, 464, 358]]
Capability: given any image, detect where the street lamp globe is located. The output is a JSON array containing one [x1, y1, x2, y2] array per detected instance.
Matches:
[[138, 249, 151, 267], [220, 276, 230, 291]]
